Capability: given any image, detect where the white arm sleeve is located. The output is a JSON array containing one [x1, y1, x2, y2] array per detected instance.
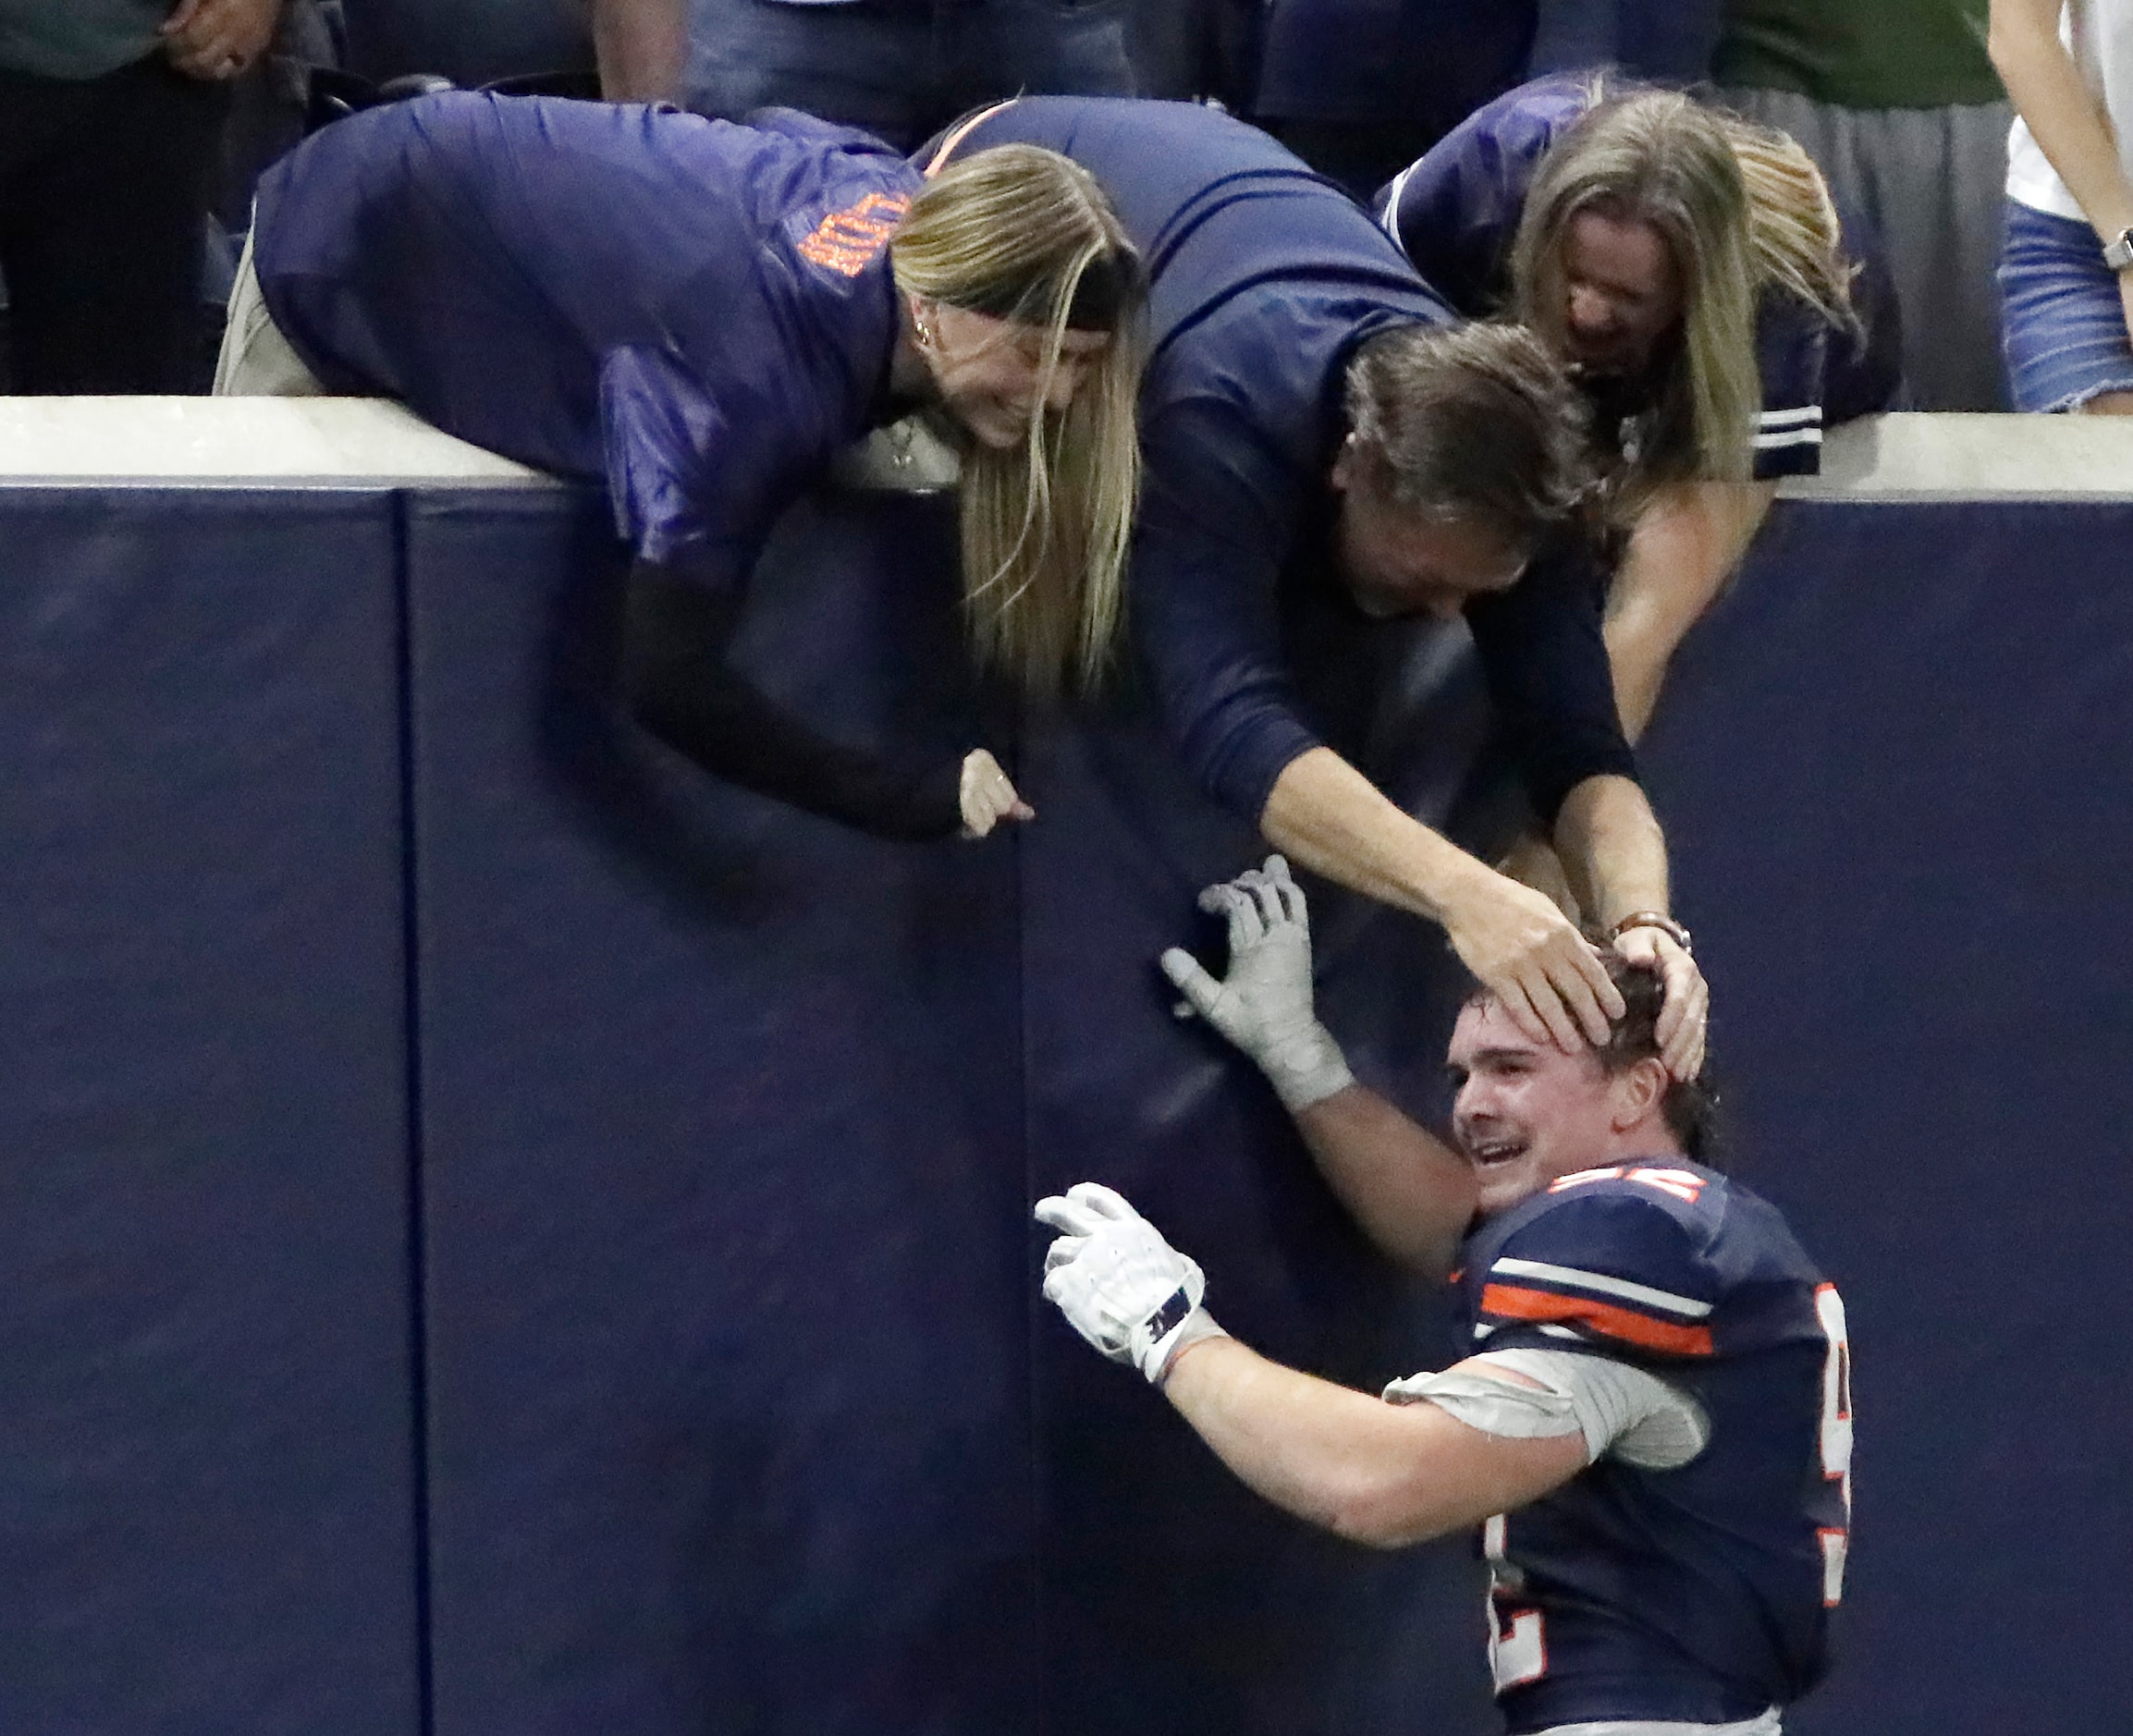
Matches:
[[1382, 1348, 1710, 1471]]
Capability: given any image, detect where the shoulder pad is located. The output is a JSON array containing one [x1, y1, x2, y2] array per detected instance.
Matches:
[[1472, 1171, 1723, 1361]]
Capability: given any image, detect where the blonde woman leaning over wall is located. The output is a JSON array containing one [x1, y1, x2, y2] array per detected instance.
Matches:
[[220, 92, 1143, 842], [1378, 77, 1902, 882]]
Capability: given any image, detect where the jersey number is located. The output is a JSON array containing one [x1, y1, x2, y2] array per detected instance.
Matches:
[[1816, 1283, 1853, 1608], [1482, 1513, 1547, 1690]]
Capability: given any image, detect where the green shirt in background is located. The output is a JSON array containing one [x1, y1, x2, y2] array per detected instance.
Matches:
[[1715, 0, 2006, 109], [0, 0, 169, 81]]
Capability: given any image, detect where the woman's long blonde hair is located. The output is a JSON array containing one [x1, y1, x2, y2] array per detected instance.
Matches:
[[1508, 85, 1853, 496], [1721, 111, 1856, 334], [891, 145, 1144, 699]]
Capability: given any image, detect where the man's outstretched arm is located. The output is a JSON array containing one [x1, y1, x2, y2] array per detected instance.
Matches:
[[1466, 544, 1710, 1078], [1261, 752, 1624, 1056], [1161, 857, 1476, 1278], [1162, 1337, 1587, 1547], [1032, 1181, 1586, 1548]]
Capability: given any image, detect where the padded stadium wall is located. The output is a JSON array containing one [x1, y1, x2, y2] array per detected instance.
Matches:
[[0, 404, 2126, 1735]]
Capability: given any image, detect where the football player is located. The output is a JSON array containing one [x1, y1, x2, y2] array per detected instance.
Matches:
[[1036, 856, 1850, 1736]]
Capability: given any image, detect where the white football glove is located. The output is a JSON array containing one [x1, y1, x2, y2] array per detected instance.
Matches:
[[1159, 855, 1355, 1112], [1035, 1182, 1228, 1385]]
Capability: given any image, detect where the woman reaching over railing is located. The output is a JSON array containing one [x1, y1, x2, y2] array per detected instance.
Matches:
[[219, 89, 1144, 841]]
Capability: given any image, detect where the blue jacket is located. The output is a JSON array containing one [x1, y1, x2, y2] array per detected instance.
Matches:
[[254, 93, 919, 593]]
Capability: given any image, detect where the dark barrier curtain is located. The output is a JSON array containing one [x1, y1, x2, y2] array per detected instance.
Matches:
[[1640, 497, 2133, 1734], [6, 471, 2132, 1734], [406, 488, 1039, 1735], [0, 487, 420, 1733]]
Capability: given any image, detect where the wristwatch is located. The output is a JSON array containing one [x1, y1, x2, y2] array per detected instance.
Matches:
[[2104, 227, 2133, 272], [1607, 911, 1694, 954]]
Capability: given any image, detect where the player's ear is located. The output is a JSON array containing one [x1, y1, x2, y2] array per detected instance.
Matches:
[[1608, 1056, 1670, 1133]]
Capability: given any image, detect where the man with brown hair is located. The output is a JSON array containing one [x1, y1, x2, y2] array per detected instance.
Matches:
[[940, 96, 1709, 1076]]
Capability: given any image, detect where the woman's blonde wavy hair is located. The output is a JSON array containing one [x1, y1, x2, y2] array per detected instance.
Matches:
[[1721, 110, 1856, 334], [1508, 84, 1853, 498], [891, 144, 1145, 699]]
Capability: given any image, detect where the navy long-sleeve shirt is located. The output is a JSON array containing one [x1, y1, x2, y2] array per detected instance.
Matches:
[[954, 95, 1635, 824]]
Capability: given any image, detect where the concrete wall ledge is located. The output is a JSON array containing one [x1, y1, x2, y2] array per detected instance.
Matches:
[[3, 403, 2129, 502], [1792, 411, 2133, 501], [0, 397, 556, 486]]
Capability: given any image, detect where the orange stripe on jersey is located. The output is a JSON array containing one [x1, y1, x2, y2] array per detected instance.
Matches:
[[1479, 1283, 1715, 1356], [796, 191, 912, 276]]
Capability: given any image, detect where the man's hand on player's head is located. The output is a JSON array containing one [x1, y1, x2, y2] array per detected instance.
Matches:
[[1035, 1182, 1227, 1384], [1159, 855, 1355, 1112], [1440, 864, 1624, 1055], [1610, 924, 1708, 1079]]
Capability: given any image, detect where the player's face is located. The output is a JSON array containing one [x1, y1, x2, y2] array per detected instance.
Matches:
[[1328, 446, 1529, 621], [921, 304, 1112, 450], [1555, 207, 1683, 377], [1447, 997, 1626, 1216]]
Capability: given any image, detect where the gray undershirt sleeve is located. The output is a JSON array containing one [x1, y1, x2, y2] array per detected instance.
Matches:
[[1382, 1347, 1710, 1470]]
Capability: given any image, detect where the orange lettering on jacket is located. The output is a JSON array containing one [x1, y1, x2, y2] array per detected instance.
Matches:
[[797, 191, 911, 276]]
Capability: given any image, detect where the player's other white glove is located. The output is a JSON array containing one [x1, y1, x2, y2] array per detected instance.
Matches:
[[1159, 855, 1356, 1112], [1035, 1182, 1229, 1385]]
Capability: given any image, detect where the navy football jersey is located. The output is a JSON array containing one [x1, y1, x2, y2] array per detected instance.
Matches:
[[1375, 76, 1902, 481], [1454, 1160, 1851, 1732]]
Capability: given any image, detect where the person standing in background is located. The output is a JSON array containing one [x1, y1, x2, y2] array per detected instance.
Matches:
[[578, 0, 685, 100], [1711, 0, 2011, 410], [1526, 0, 1723, 87], [1253, 0, 1537, 199], [1125, 0, 1259, 110], [0, 0, 282, 393], [578, 0, 1133, 150], [1990, 0, 2133, 412]]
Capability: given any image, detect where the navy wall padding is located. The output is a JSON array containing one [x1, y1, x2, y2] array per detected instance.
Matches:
[[10, 464, 2133, 1736], [0, 488, 420, 1733], [1639, 498, 2133, 1734], [404, 489, 1038, 1735], [1015, 599, 1514, 1736]]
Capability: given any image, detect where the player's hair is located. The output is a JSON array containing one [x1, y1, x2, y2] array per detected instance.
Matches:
[[1342, 321, 1597, 554], [891, 144, 1146, 699], [1589, 955, 1722, 1165], [1508, 86, 1856, 504]]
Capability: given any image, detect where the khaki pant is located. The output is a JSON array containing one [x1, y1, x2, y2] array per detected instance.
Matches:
[[211, 225, 327, 397], [1537, 1710, 1783, 1736]]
